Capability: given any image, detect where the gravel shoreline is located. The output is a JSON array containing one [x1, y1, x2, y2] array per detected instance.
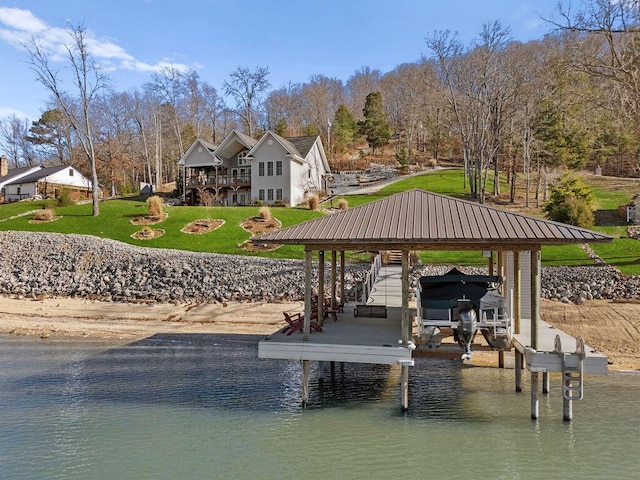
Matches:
[[0, 231, 638, 305]]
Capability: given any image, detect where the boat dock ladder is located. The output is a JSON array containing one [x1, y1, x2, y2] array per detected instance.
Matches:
[[554, 335, 586, 401]]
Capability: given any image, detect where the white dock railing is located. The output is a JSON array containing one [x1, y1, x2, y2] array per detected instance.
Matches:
[[357, 253, 382, 304]]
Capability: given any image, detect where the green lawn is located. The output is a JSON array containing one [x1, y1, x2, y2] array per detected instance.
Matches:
[[2, 169, 637, 271], [0, 197, 323, 259]]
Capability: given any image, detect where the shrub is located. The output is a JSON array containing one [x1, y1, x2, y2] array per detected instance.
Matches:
[[308, 193, 320, 211], [258, 206, 272, 221], [255, 199, 264, 207], [338, 198, 348, 210], [146, 195, 164, 218], [56, 188, 75, 207], [544, 173, 595, 228], [34, 208, 55, 221]]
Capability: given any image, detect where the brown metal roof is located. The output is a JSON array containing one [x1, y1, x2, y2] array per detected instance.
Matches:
[[258, 189, 613, 250]]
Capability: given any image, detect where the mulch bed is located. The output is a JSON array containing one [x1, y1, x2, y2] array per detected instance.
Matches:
[[130, 213, 168, 226], [181, 219, 225, 235], [131, 228, 165, 240], [238, 216, 282, 252]]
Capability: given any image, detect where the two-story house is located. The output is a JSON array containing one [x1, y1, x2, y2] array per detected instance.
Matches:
[[178, 130, 330, 206]]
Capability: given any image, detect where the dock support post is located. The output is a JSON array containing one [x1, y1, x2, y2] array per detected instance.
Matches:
[[515, 350, 523, 392], [530, 249, 541, 351], [563, 395, 573, 422], [401, 250, 410, 343], [531, 371, 539, 420], [498, 350, 505, 369], [543, 371, 550, 394], [302, 360, 310, 408], [331, 251, 337, 309], [401, 365, 409, 412], [318, 250, 325, 326], [513, 251, 521, 334], [304, 250, 312, 341], [339, 251, 345, 304]]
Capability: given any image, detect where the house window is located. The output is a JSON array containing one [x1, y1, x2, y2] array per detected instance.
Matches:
[[276, 161, 282, 176], [232, 194, 238, 204], [258, 162, 265, 176], [276, 188, 283, 201], [238, 151, 249, 166], [267, 161, 273, 176], [258, 189, 265, 201], [69, 168, 74, 176], [267, 189, 274, 201]]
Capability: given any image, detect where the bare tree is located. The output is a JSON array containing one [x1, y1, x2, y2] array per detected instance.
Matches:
[[26, 24, 105, 215], [223, 66, 270, 136], [149, 67, 188, 156], [0, 114, 33, 167]]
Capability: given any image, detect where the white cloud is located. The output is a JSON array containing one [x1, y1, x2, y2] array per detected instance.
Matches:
[[0, 7, 47, 33], [0, 107, 34, 122], [0, 7, 194, 74]]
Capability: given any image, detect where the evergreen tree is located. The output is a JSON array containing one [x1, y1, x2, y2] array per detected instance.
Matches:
[[359, 91, 391, 155], [332, 104, 358, 152], [544, 173, 595, 227]]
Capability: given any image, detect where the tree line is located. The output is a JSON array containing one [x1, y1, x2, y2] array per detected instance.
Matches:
[[0, 0, 638, 216]]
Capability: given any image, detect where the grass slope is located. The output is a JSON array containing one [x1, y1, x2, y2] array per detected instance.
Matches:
[[1, 169, 638, 271]]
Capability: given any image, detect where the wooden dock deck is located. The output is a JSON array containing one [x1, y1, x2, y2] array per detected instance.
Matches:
[[258, 305, 414, 366]]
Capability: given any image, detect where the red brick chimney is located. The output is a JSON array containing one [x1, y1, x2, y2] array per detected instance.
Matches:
[[0, 155, 8, 178]]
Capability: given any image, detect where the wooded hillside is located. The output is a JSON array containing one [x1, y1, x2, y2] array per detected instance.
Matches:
[[1, 0, 638, 204]]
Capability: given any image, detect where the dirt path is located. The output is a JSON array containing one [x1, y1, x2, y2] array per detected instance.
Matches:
[[0, 295, 638, 371]]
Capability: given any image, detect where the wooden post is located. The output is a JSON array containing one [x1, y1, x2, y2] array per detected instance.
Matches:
[[488, 251, 494, 276], [531, 248, 541, 350], [401, 365, 409, 412], [331, 251, 337, 309], [318, 250, 325, 326], [513, 251, 521, 335], [340, 251, 345, 305], [304, 250, 312, 341], [302, 360, 310, 407], [563, 395, 573, 422], [498, 350, 505, 369], [401, 250, 410, 344], [543, 371, 549, 394], [515, 350, 523, 392], [531, 371, 539, 420]]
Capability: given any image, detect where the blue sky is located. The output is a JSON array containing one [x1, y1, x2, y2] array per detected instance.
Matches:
[[0, 0, 568, 122]]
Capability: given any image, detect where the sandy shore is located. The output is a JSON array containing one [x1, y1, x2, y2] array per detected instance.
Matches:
[[0, 295, 638, 371]]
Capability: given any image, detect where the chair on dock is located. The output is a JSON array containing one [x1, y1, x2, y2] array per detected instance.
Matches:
[[281, 311, 322, 335]]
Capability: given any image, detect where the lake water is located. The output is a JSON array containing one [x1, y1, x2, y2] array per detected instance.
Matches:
[[0, 333, 638, 480]]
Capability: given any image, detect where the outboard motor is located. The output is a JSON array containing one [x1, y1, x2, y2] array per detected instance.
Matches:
[[454, 299, 477, 361]]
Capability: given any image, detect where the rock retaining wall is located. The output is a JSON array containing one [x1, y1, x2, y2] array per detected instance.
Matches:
[[0, 231, 638, 305]]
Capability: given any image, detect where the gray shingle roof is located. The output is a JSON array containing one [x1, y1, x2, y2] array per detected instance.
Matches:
[[285, 136, 317, 158], [258, 189, 613, 250], [5, 165, 72, 184]]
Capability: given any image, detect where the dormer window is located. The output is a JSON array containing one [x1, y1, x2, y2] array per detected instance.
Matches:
[[237, 151, 249, 166]]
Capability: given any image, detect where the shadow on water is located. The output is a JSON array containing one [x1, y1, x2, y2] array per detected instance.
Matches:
[[3, 333, 552, 421], [2, 333, 421, 413]]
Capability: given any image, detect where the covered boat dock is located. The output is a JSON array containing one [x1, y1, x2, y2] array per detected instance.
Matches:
[[257, 189, 613, 420]]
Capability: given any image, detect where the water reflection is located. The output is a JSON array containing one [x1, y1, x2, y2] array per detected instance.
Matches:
[[1, 334, 639, 480]]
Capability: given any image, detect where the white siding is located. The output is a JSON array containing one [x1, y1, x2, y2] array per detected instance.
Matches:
[[45, 168, 91, 188], [3, 183, 37, 201], [505, 251, 541, 322], [250, 137, 290, 205]]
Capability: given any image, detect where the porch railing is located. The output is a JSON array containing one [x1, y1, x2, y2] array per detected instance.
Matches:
[[187, 174, 251, 187]]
